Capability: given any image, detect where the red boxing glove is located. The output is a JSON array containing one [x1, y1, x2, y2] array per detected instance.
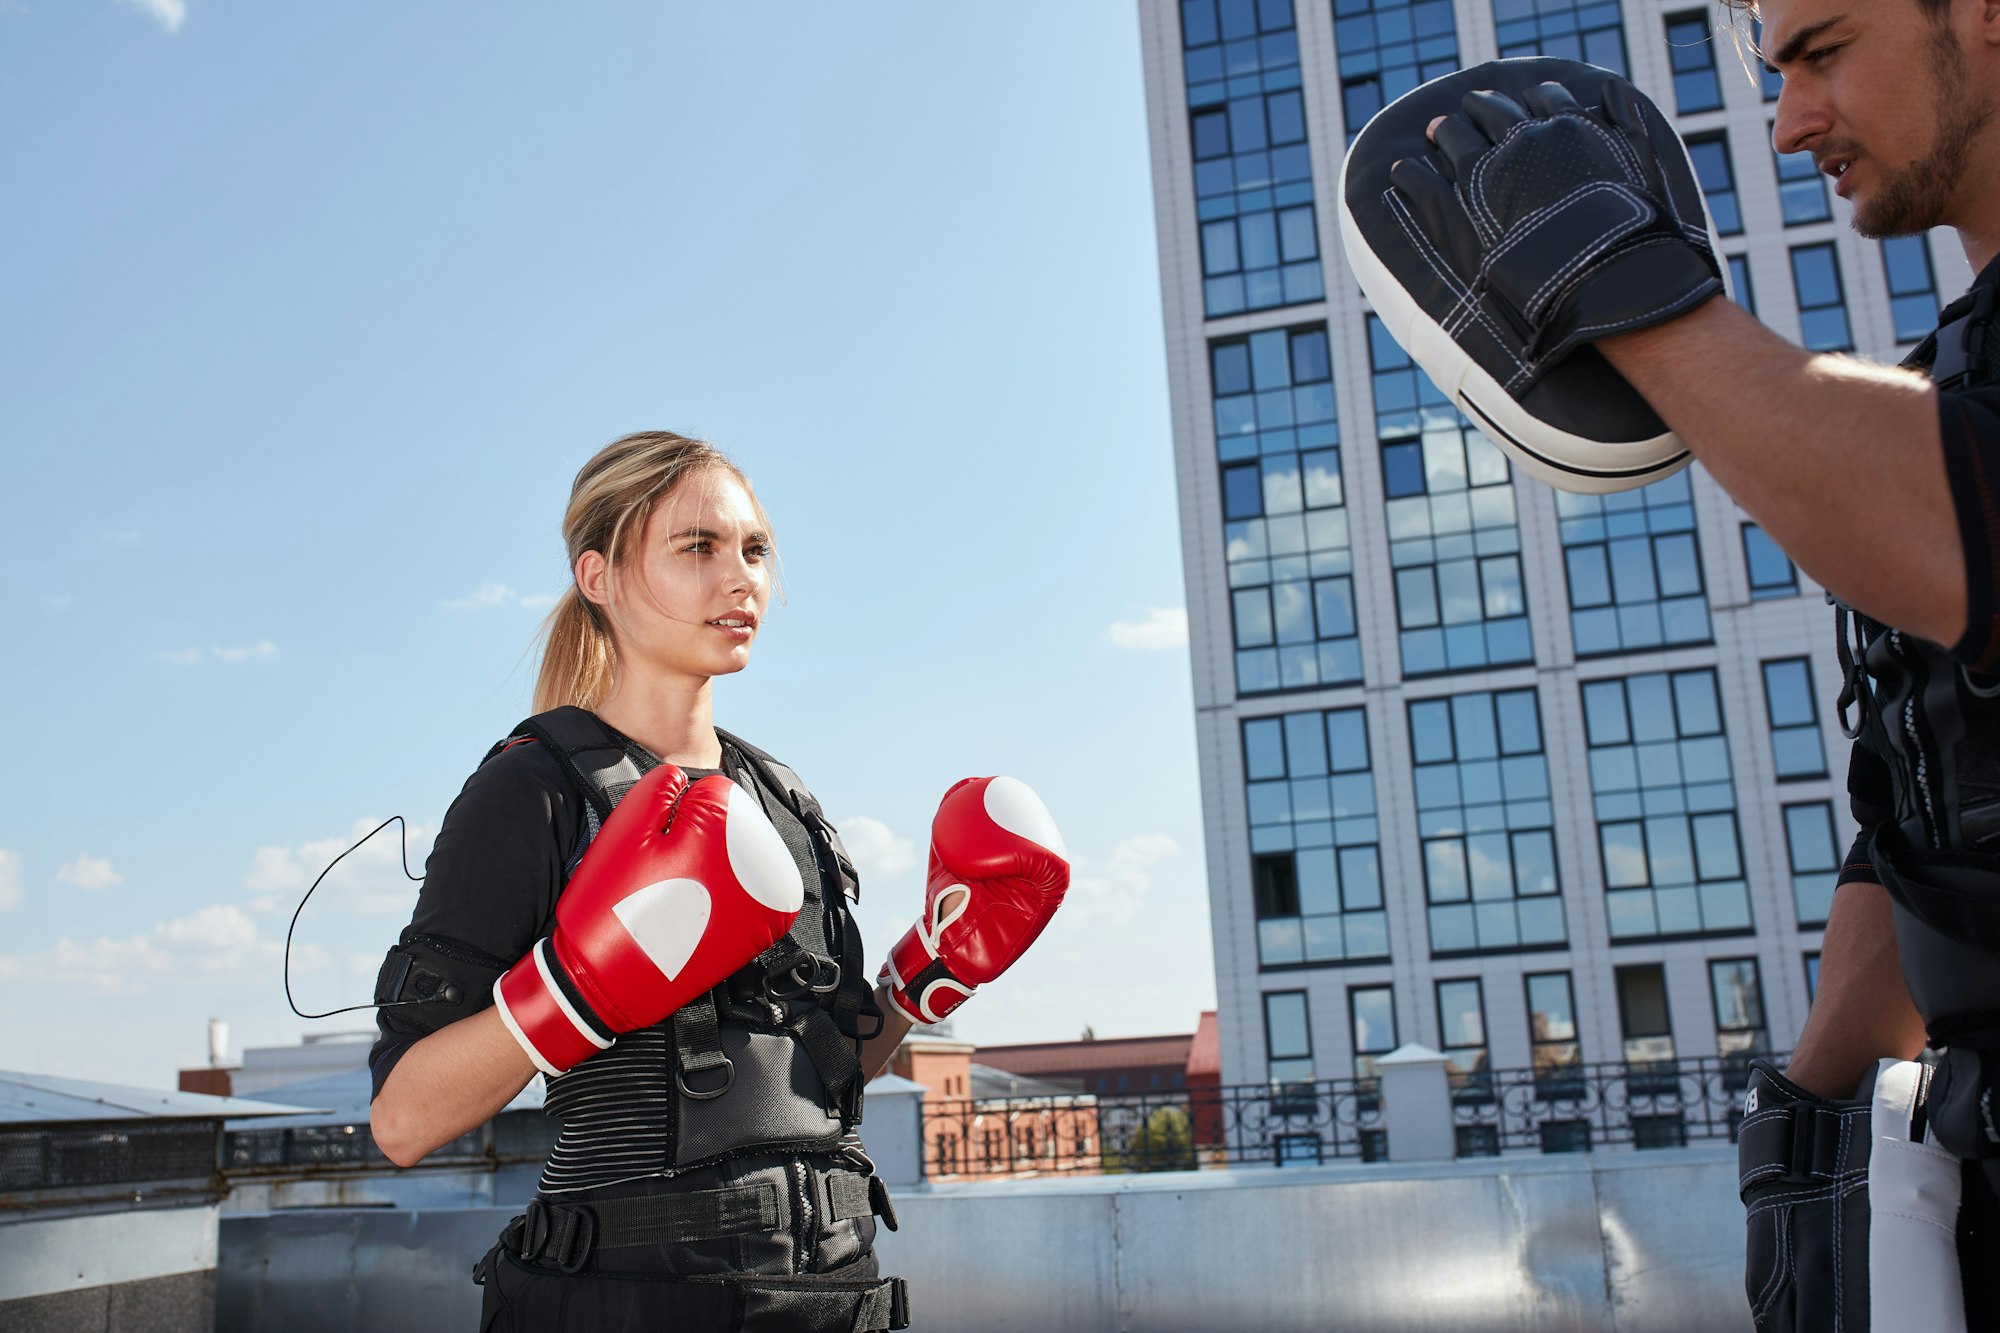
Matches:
[[494, 764, 804, 1076], [880, 776, 1069, 1025]]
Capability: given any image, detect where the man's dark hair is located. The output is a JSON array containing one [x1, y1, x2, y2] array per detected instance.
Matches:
[[1716, 0, 1950, 18]]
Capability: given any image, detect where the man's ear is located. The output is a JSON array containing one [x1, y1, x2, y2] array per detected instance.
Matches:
[[1979, 0, 2000, 48]]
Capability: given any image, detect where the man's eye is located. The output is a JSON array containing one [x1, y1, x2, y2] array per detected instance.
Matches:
[[1805, 44, 1839, 65]]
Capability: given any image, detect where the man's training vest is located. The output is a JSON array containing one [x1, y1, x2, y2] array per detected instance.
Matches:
[[1834, 271, 2000, 1167], [486, 707, 882, 1188]]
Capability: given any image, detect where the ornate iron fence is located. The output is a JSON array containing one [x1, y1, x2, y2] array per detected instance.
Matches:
[[920, 1078, 1384, 1179], [921, 1055, 1775, 1179], [1449, 1054, 1768, 1157]]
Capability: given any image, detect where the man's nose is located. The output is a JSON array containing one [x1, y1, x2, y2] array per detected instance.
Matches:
[[1771, 79, 1828, 157]]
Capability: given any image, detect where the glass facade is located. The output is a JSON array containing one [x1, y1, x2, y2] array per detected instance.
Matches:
[[1409, 689, 1565, 954], [1686, 134, 1741, 236], [1492, 0, 1627, 71], [1761, 657, 1826, 779], [1709, 957, 1769, 1058], [1333, 0, 1460, 137], [1350, 984, 1398, 1079], [1557, 474, 1710, 656], [1369, 315, 1532, 675], [1436, 978, 1489, 1082], [1264, 989, 1315, 1083], [1775, 142, 1832, 226], [1525, 971, 1581, 1073], [1582, 669, 1752, 939], [1882, 236, 1940, 344], [1792, 242, 1854, 352], [1664, 12, 1723, 114], [1182, 0, 1325, 317], [1783, 800, 1840, 925], [1742, 522, 1796, 598], [1245, 708, 1386, 966], [1215, 326, 1362, 694], [1728, 254, 1757, 315]]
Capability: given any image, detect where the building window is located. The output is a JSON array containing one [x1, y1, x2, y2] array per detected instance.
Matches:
[[1182, 0, 1324, 317], [1556, 473, 1710, 656], [1525, 971, 1582, 1081], [1762, 657, 1826, 779], [1244, 708, 1386, 966], [1727, 255, 1757, 315], [1615, 962, 1676, 1064], [1264, 989, 1315, 1086], [1350, 984, 1398, 1081], [1784, 800, 1841, 926], [1333, 0, 1461, 138], [1583, 669, 1752, 939], [1742, 522, 1796, 598], [1710, 957, 1769, 1060], [1436, 978, 1489, 1089], [1665, 13, 1723, 114], [1368, 315, 1533, 675], [1214, 327, 1361, 694], [1492, 0, 1627, 72], [1685, 135, 1742, 235], [1791, 243, 1854, 352], [1752, 19, 1783, 101], [1805, 952, 1820, 1001], [1410, 688, 1565, 953], [1882, 236, 1941, 344], [1774, 141, 1832, 225]]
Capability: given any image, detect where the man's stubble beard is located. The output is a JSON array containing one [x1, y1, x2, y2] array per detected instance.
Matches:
[[1854, 22, 1994, 238]]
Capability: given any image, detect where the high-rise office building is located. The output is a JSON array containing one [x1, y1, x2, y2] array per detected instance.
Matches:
[[1137, 0, 1973, 1102]]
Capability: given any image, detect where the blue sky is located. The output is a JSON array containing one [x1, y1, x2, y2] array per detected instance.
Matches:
[[0, 1, 1213, 1087]]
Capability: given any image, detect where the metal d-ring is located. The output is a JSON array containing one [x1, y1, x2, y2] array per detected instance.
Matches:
[[809, 957, 843, 994], [676, 1056, 735, 1101]]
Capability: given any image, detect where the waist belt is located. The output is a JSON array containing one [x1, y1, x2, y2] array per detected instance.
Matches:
[[507, 1170, 895, 1274]]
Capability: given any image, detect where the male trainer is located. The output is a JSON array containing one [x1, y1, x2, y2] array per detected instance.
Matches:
[[1339, 1, 2000, 1327]]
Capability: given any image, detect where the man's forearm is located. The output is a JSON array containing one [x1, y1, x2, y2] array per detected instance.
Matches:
[[1784, 880, 1927, 1098], [1599, 298, 1963, 644]]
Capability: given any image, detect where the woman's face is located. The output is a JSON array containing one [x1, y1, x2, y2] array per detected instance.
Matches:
[[581, 468, 773, 686]]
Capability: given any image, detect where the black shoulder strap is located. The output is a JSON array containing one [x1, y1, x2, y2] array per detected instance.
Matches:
[[1920, 282, 2000, 390], [486, 706, 657, 825], [716, 728, 862, 903]]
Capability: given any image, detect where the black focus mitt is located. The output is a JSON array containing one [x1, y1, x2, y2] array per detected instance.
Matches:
[[1339, 58, 1727, 494]]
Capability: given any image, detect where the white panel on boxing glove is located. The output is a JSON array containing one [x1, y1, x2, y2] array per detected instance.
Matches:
[[609, 878, 712, 983]]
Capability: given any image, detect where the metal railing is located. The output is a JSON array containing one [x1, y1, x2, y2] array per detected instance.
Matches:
[[920, 1077, 1385, 1179], [1449, 1054, 1765, 1156], [921, 1054, 1774, 1180]]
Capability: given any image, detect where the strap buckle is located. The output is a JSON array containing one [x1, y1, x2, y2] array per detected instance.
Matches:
[[676, 1055, 736, 1101], [514, 1198, 596, 1274]]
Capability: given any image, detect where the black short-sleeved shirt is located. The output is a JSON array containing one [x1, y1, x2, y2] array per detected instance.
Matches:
[[367, 735, 737, 1098]]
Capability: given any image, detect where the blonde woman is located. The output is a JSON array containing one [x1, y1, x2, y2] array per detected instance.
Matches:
[[367, 432, 1069, 1330]]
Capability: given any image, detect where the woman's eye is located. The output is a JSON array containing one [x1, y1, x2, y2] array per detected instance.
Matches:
[[682, 540, 713, 554], [748, 544, 773, 560]]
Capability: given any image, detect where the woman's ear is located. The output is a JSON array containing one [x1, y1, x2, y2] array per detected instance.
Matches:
[[575, 550, 611, 609]]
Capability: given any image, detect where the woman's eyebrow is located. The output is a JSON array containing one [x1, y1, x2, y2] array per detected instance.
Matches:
[[667, 526, 771, 545]]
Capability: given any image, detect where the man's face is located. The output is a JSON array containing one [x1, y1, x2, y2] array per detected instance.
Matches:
[[1763, 0, 1993, 237]]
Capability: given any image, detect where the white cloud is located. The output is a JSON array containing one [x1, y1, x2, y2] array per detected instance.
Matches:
[[443, 583, 560, 612], [835, 815, 918, 881], [1107, 607, 1188, 651], [158, 641, 278, 666], [56, 855, 122, 892], [0, 850, 20, 910], [245, 817, 430, 916], [119, 0, 185, 32], [1062, 834, 1180, 928], [0, 902, 273, 994]]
